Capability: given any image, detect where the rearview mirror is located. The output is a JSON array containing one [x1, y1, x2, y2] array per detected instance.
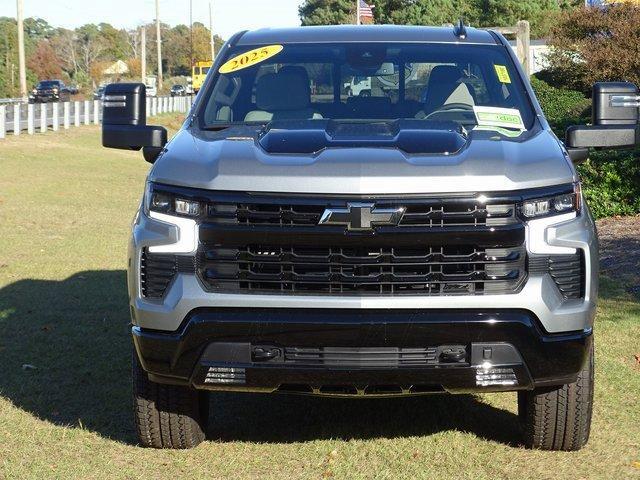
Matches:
[[565, 82, 639, 163], [102, 83, 167, 163]]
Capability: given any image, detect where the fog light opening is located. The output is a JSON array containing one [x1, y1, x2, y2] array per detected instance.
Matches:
[[475, 364, 518, 387]]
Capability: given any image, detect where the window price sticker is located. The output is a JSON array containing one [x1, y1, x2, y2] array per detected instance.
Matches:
[[494, 65, 512, 84]]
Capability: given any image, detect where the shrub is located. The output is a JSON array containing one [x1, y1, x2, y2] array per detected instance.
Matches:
[[529, 76, 590, 137], [531, 77, 640, 219], [546, 4, 640, 92]]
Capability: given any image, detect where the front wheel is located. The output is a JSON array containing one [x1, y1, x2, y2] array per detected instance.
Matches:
[[132, 353, 209, 449], [519, 341, 594, 451]]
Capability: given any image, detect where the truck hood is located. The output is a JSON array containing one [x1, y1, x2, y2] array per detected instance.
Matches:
[[149, 124, 575, 195]]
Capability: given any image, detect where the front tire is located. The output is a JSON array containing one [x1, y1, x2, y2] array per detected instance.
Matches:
[[519, 341, 594, 451], [132, 353, 209, 449]]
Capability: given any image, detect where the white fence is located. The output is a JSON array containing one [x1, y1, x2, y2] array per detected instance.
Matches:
[[0, 95, 195, 140]]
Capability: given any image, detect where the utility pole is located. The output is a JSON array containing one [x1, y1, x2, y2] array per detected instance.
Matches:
[[16, 0, 27, 100], [190, 0, 193, 69], [155, 0, 163, 91], [209, 1, 215, 61], [140, 26, 146, 84]]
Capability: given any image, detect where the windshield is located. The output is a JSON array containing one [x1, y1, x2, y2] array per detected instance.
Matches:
[[201, 42, 535, 130], [38, 81, 59, 88]]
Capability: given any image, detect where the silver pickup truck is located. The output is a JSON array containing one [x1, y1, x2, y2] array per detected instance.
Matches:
[[101, 24, 640, 450]]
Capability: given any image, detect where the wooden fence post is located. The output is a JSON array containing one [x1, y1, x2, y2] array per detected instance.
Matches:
[[14, 104, 20, 136], [27, 103, 34, 135], [40, 103, 47, 133], [516, 20, 531, 76], [93, 100, 100, 124], [84, 100, 90, 125], [0, 105, 5, 139], [74, 101, 80, 127], [52, 102, 59, 131], [64, 102, 70, 129]]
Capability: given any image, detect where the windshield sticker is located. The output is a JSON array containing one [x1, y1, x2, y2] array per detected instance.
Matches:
[[219, 45, 284, 74], [474, 106, 525, 131], [494, 65, 511, 84]]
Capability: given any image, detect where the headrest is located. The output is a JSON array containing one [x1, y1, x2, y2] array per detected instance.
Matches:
[[423, 65, 465, 114], [255, 70, 311, 111]]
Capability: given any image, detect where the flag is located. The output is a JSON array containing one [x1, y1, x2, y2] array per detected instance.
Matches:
[[359, 0, 374, 19]]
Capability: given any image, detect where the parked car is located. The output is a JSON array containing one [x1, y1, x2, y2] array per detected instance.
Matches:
[[94, 86, 106, 100], [29, 80, 71, 103], [101, 24, 640, 451], [170, 84, 186, 96]]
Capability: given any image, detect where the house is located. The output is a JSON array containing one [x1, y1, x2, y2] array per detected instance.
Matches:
[[102, 60, 129, 76]]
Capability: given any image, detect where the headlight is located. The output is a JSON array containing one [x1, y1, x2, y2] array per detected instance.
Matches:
[[519, 183, 581, 219], [144, 183, 202, 218]]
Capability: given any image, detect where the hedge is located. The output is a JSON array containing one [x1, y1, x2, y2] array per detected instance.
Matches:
[[530, 76, 640, 219]]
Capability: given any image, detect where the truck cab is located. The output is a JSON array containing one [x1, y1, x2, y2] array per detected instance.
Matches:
[[101, 25, 640, 450]]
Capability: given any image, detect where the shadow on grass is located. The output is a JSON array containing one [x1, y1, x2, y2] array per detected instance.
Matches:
[[0, 271, 522, 447]]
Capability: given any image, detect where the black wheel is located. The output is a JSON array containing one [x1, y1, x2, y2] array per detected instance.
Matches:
[[132, 353, 209, 449], [359, 90, 371, 97], [519, 341, 594, 451]]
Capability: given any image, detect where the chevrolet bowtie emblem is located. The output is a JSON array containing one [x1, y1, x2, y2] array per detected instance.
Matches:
[[318, 203, 406, 231]]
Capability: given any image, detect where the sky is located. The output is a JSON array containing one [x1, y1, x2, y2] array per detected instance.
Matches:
[[0, 0, 304, 40]]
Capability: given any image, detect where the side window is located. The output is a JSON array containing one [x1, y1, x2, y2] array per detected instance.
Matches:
[[341, 64, 401, 103], [202, 67, 210, 74], [405, 63, 489, 105], [250, 63, 333, 104], [303, 63, 333, 104], [204, 75, 242, 124]]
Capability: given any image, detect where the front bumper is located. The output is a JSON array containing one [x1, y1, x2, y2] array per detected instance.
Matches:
[[128, 202, 598, 334], [133, 308, 592, 395]]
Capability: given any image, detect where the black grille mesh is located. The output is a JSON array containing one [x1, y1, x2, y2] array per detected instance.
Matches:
[[529, 252, 584, 299], [198, 245, 526, 295], [207, 202, 516, 228], [140, 250, 194, 298]]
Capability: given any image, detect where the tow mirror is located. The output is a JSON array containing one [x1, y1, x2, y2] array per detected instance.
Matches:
[[565, 82, 640, 163], [102, 83, 167, 163]]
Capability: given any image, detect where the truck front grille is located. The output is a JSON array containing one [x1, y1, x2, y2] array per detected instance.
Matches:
[[144, 186, 536, 297], [198, 244, 526, 295], [207, 200, 516, 228]]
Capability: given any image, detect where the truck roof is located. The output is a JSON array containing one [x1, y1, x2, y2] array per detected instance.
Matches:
[[237, 25, 498, 46]]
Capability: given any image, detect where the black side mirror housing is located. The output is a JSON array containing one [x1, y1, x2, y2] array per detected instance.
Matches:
[[102, 83, 167, 163], [565, 82, 639, 162]]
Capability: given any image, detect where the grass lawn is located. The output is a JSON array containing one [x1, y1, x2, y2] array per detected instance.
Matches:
[[0, 121, 639, 479]]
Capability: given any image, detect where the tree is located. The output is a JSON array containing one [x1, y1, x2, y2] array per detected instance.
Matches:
[[26, 39, 62, 79], [299, 0, 356, 25], [75, 24, 106, 86], [547, 4, 640, 91], [299, 0, 582, 37]]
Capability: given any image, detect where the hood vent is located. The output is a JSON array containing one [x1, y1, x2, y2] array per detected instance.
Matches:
[[258, 119, 468, 155]]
